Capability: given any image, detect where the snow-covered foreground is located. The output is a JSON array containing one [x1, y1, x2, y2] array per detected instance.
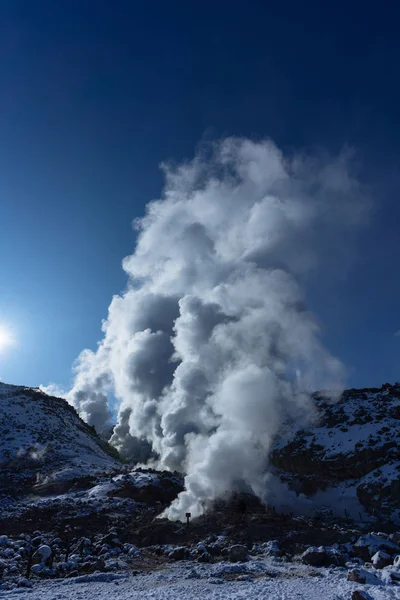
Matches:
[[4, 559, 400, 600]]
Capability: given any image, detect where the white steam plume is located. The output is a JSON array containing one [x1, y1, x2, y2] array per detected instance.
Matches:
[[65, 137, 368, 518]]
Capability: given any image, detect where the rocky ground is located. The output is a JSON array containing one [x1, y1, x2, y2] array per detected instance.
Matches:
[[1, 514, 400, 598], [0, 466, 400, 595]]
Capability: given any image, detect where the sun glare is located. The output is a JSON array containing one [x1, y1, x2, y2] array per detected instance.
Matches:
[[0, 324, 15, 351]]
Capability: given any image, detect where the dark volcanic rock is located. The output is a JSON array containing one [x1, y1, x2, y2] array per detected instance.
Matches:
[[168, 547, 188, 561], [347, 569, 367, 584], [228, 545, 248, 562], [197, 551, 212, 563], [371, 550, 392, 569], [352, 591, 369, 600], [301, 546, 345, 567]]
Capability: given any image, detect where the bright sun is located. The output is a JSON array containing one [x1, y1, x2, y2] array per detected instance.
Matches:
[[0, 324, 15, 351]]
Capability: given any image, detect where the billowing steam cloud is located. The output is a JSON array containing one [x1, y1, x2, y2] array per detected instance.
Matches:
[[63, 137, 368, 519]]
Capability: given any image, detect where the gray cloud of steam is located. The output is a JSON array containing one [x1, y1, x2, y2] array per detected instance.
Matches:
[[64, 137, 369, 519]]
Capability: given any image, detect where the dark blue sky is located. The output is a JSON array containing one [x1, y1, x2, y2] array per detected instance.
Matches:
[[1, 0, 400, 389]]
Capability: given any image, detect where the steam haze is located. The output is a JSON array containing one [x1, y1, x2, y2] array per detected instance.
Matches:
[[61, 137, 368, 519]]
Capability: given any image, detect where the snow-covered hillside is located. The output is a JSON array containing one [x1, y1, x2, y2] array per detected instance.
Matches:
[[0, 382, 120, 494], [271, 382, 400, 522]]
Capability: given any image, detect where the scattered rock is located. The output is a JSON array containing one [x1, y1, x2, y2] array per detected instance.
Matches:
[[371, 550, 392, 569], [17, 578, 33, 588], [228, 545, 248, 563], [393, 555, 400, 567], [264, 540, 281, 557], [207, 543, 222, 557], [347, 569, 366, 583], [168, 547, 188, 561], [301, 547, 326, 566], [354, 534, 400, 561], [31, 536, 43, 546], [186, 568, 201, 579], [253, 540, 281, 557], [352, 591, 369, 600], [101, 533, 120, 548], [347, 569, 380, 586], [197, 551, 212, 563], [301, 546, 345, 567], [389, 532, 400, 545], [33, 544, 52, 566]]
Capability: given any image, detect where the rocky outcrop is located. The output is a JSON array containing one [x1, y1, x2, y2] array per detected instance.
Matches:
[[271, 382, 400, 520]]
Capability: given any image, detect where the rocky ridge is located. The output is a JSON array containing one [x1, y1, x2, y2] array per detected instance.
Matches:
[[271, 382, 400, 521]]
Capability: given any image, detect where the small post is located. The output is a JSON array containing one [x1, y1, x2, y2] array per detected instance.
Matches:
[[185, 512, 191, 529], [344, 508, 349, 520], [359, 512, 363, 522]]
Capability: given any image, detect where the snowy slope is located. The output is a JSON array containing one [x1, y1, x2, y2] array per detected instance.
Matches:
[[271, 382, 400, 520], [0, 382, 120, 493]]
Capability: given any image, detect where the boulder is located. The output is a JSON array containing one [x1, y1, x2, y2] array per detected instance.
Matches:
[[31, 564, 46, 575], [17, 578, 33, 588], [101, 533, 120, 548], [228, 545, 248, 563], [32, 535, 43, 545], [264, 540, 281, 557], [67, 570, 79, 578], [33, 544, 52, 566], [393, 555, 400, 568], [325, 547, 346, 566], [354, 534, 400, 561], [168, 547, 188, 561], [352, 592, 368, 600], [301, 547, 327, 566], [390, 532, 400, 545], [371, 550, 392, 569], [197, 551, 212, 563], [347, 569, 366, 583], [301, 546, 345, 567], [253, 540, 282, 556], [79, 558, 105, 573], [207, 543, 223, 557]]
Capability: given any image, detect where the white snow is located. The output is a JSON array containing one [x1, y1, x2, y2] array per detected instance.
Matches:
[[2, 558, 400, 599]]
